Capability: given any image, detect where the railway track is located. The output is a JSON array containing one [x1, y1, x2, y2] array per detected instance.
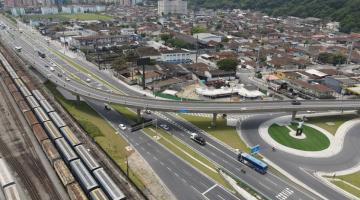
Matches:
[[0, 82, 42, 200], [0, 45, 63, 200]]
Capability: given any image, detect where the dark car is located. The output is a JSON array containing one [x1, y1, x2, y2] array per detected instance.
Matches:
[[190, 133, 206, 145], [291, 100, 301, 105]]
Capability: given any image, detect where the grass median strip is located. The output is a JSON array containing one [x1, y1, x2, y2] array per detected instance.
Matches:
[[144, 127, 233, 191], [179, 114, 249, 152], [45, 82, 145, 191], [330, 180, 360, 198], [51, 50, 122, 94]]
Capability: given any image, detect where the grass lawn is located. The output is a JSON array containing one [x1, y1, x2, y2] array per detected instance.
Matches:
[[45, 82, 145, 190], [305, 115, 357, 135], [331, 180, 360, 198], [25, 13, 113, 21], [335, 172, 360, 189], [111, 104, 138, 123], [268, 124, 330, 151], [179, 114, 249, 152], [144, 127, 233, 191]]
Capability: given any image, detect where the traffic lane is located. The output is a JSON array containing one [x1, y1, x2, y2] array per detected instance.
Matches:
[[240, 114, 351, 200], [241, 114, 360, 170], [205, 185, 240, 200], [153, 114, 314, 200], [87, 100, 234, 200]]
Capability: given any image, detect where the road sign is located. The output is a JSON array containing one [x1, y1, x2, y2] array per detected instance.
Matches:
[[251, 144, 260, 154], [178, 109, 189, 113]]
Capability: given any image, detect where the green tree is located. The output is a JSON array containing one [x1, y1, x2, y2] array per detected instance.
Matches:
[[111, 56, 127, 73], [191, 25, 208, 35], [217, 58, 239, 71]]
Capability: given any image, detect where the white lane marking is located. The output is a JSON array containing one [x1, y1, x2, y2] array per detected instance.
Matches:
[[265, 177, 278, 186], [160, 161, 164, 166], [166, 166, 172, 172], [216, 194, 226, 200], [201, 184, 217, 195], [153, 156, 158, 161], [275, 188, 294, 200], [258, 182, 272, 191]]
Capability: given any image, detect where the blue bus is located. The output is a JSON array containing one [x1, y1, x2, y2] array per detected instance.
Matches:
[[238, 152, 268, 174]]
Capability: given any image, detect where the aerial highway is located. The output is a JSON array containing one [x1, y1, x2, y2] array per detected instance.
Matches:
[[0, 17, 356, 200], [1, 20, 360, 115]]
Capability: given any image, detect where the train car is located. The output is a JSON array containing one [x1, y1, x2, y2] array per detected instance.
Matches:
[[11, 91, 24, 103], [7, 83, 18, 93], [13, 79, 24, 88], [34, 107, 50, 123], [55, 138, 78, 164], [60, 126, 82, 147], [89, 188, 109, 200], [39, 99, 55, 113], [26, 96, 40, 109], [67, 183, 88, 200], [93, 168, 126, 200], [19, 86, 32, 97], [4, 77, 14, 86], [48, 112, 66, 128], [53, 160, 75, 186], [70, 159, 99, 193], [41, 139, 61, 165], [32, 124, 49, 143], [20, 76, 32, 88], [32, 90, 46, 101], [23, 110, 39, 127], [43, 121, 63, 140], [0, 158, 15, 188], [74, 145, 100, 172], [3, 184, 21, 200], [8, 71, 19, 79], [17, 100, 31, 113]]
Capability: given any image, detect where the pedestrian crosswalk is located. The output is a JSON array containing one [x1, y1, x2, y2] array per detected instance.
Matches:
[[275, 188, 294, 200]]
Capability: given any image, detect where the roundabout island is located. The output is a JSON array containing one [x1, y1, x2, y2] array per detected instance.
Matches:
[[268, 123, 330, 151]]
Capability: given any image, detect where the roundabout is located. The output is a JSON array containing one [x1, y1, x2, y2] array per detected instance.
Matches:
[[258, 113, 360, 158], [268, 123, 330, 151]]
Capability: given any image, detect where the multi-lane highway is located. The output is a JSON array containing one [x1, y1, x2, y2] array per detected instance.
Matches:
[[0, 16, 354, 200], [1, 19, 360, 114]]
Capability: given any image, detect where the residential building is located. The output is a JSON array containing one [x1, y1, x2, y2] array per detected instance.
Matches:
[[193, 33, 222, 44], [160, 49, 192, 63], [158, 0, 188, 16]]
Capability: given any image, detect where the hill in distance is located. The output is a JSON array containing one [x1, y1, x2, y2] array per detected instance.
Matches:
[[189, 0, 360, 33]]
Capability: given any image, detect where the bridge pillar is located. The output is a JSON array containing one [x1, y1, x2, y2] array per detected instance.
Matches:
[[211, 113, 218, 127], [76, 94, 80, 103], [291, 111, 297, 121], [137, 109, 142, 122]]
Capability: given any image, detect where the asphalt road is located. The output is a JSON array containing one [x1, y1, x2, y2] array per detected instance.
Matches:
[[240, 114, 359, 200], [0, 18, 352, 200], [87, 99, 240, 200], [1, 20, 360, 113]]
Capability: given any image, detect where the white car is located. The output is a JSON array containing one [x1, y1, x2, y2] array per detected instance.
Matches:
[[86, 78, 91, 83], [65, 77, 70, 82], [49, 67, 55, 72], [51, 62, 57, 67], [119, 124, 126, 130]]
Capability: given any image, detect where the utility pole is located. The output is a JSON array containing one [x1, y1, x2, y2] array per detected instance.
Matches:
[[137, 57, 150, 90]]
